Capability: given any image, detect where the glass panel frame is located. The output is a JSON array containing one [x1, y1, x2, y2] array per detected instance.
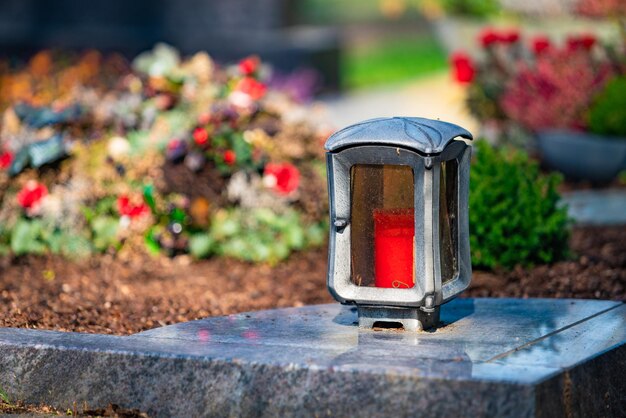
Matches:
[[438, 159, 459, 285], [433, 141, 472, 303], [326, 142, 472, 308], [326, 145, 428, 306]]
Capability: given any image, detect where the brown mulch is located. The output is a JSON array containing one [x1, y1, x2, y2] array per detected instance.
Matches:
[[0, 226, 624, 336], [0, 401, 148, 417], [471, 225, 626, 300], [557, 175, 626, 193]]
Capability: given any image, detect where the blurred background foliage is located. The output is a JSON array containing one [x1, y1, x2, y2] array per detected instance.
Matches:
[[0, 0, 624, 270]]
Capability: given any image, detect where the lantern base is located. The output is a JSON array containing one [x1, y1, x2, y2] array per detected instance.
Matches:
[[357, 305, 440, 331]]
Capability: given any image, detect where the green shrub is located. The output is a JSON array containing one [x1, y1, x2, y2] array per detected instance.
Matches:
[[588, 76, 626, 137], [469, 141, 570, 270]]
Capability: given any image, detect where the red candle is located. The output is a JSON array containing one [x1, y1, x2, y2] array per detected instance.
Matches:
[[373, 208, 415, 288]]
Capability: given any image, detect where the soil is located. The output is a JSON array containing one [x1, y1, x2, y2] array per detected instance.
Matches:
[[0, 401, 148, 417], [0, 225, 624, 336], [557, 174, 626, 193]]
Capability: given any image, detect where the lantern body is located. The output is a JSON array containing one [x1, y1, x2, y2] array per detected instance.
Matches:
[[325, 117, 473, 331]]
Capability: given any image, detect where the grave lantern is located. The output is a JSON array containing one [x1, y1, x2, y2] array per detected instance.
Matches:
[[325, 117, 473, 331]]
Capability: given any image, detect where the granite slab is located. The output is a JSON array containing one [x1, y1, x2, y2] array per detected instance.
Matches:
[[0, 298, 624, 417]]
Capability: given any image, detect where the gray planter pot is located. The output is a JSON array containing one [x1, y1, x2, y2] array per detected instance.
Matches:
[[536, 129, 626, 183]]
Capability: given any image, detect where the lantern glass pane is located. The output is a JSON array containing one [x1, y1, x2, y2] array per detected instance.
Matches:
[[350, 164, 415, 288], [439, 160, 458, 284]]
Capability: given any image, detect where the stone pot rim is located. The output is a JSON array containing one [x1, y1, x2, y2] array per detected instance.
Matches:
[[536, 128, 626, 143]]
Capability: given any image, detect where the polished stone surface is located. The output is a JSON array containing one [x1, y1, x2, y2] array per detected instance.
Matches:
[[0, 298, 624, 417]]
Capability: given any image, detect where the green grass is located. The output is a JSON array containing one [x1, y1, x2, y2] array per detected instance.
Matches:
[[343, 36, 448, 90], [0, 385, 9, 404], [297, 0, 389, 24]]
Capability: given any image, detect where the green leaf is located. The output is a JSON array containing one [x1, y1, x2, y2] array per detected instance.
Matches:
[[189, 233, 214, 259], [60, 235, 93, 259], [45, 230, 64, 254], [284, 224, 305, 249], [170, 207, 186, 223], [10, 219, 45, 255], [143, 184, 157, 214], [91, 216, 120, 252], [0, 385, 9, 404], [144, 230, 162, 255]]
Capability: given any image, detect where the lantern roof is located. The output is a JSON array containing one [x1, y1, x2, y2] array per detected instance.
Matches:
[[324, 117, 473, 154]]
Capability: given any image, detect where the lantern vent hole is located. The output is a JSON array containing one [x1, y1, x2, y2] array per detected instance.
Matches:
[[372, 321, 405, 330]]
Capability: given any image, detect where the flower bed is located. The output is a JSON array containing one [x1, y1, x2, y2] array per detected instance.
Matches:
[[450, 27, 625, 138], [0, 45, 329, 264]]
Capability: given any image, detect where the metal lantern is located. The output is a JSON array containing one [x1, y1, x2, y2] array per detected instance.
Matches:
[[325, 117, 473, 331]]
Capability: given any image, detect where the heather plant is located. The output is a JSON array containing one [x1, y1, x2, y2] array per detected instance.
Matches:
[[451, 28, 624, 138], [469, 141, 570, 270], [500, 47, 614, 132]]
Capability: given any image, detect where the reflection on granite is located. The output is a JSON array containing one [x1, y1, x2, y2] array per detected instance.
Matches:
[[0, 298, 624, 417]]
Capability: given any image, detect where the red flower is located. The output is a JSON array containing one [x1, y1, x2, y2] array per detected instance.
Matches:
[[17, 181, 48, 213], [579, 33, 596, 50], [223, 150, 237, 165], [237, 77, 267, 100], [0, 150, 13, 170], [264, 162, 300, 196], [450, 51, 475, 84], [567, 34, 596, 51], [501, 29, 520, 44], [478, 28, 500, 48], [238, 55, 260, 76], [192, 127, 210, 146], [117, 195, 149, 219], [531, 36, 551, 55]]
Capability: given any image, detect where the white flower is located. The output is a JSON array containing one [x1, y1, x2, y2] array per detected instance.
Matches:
[[263, 174, 277, 189], [229, 90, 254, 109], [107, 136, 131, 159]]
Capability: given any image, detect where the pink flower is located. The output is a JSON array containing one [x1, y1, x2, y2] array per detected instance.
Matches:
[[117, 195, 149, 218], [223, 150, 237, 165], [238, 55, 260, 76], [192, 127, 210, 147], [263, 163, 300, 196], [236, 77, 267, 100], [0, 150, 13, 170], [197, 112, 212, 125], [17, 181, 48, 215], [450, 51, 475, 84], [531, 36, 551, 55]]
